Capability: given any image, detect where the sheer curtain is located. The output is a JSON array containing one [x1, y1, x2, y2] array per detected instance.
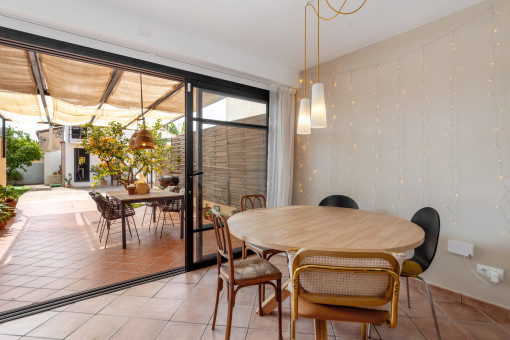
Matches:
[[267, 84, 296, 207]]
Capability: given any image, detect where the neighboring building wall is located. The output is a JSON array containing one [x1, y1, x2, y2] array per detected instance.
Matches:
[[43, 151, 61, 185], [18, 162, 44, 185], [293, 0, 510, 308]]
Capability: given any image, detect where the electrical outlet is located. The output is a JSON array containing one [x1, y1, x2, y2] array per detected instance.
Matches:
[[447, 240, 474, 257], [477, 264, 504, 283]]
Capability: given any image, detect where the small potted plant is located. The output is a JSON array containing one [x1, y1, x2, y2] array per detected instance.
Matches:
[[127, 184, 136, 195], [0, 203, 13, 229], [2, 186, 20, 215], [64, 173, 73, 188], [58, 165, 62, 175]]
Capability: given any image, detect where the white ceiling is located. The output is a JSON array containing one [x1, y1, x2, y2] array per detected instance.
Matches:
[[98, 0, 486, 70]]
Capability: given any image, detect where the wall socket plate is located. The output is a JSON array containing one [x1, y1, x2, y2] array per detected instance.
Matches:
[[477, 264, 504, 283], [447, 240, 474, 257]]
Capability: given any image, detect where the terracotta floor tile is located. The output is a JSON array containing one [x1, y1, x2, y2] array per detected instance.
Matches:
[[187, 284, 223, 303], [436, 301, 493, 323], [412, 318, 470, 340], [123, 281, 166, 297], [248, 305, 290, 331], [65, 294, 119, 314], [135, 298, 183, 320], [66, 314, 128, 340], [156, 321, 206, 340], [110, 317, 167, 340], [457, 322, 510, 340], [99, 295, 151, 317], [26, 312, 92, 338], [2, 287, 35, 300], [400, 298, 447, 319], [171, 300, 216, 323], [245, 329, 290, 340], [374, 316, 425, 339], [202, 325, 248, 340], [0, 311, 58, 336], [155, 282, 195, 299], [17, 288, 58, 303], [213, 303, 254, 328], [2, 276, 38, 287]]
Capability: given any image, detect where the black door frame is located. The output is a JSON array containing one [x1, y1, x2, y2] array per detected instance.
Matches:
[[184, 80, 269, 271]]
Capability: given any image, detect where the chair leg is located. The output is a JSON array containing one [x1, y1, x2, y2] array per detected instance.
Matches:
[[367, 323, 371, 338], [225, 283, 235, 340], [96, 216, 103, 233], [314, 319, 328, 340], [212, 278, 223, 330], [416, 276, 441, 340], [126, 217, 132, 237], [276, 278, 282, 340], [142, 205, 148, 226], [361, 323, 367, 340], [406, 276, 411, 308], [104, 220, 111, 249], [160, 212, 165, 239], [131, 216, 140, 244], [258, 284, 264, 316]]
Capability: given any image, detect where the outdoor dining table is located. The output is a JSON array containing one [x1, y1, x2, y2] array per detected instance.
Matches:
[[107, 189, 185, 249], [227, 205, 425, 314]]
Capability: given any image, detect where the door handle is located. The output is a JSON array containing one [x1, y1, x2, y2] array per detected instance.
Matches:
[[190, 171, 203, 179]]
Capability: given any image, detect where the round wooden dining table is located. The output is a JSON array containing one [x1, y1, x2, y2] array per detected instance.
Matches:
[[228, 205, 425, 253]]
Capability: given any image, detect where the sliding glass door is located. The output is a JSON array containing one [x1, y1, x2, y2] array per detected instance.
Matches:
[[185, 81, 269, 270]]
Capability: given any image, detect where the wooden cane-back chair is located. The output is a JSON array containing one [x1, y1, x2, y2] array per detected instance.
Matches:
[[240, 194, 285, 260], [291, 248, 400, 340], [210, 208, 283, 340]]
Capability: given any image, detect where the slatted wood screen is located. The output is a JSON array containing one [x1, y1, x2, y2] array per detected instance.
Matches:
[[166, 115, 267, 210]]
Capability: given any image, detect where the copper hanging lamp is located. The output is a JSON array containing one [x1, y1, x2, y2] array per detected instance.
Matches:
[[133, 74, 155, 150]]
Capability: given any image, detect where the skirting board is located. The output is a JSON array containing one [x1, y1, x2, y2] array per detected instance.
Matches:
[[408, 277, 510, 323]]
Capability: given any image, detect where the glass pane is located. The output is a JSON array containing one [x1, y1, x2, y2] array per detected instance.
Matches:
[[193, 229, 244, 263], [193, 90, 266, 126]]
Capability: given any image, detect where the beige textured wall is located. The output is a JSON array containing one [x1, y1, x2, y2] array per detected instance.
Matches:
[[293, 0, 510, 308]]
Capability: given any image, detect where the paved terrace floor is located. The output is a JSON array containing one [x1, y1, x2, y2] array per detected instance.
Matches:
[[0, 186, 185, 313]]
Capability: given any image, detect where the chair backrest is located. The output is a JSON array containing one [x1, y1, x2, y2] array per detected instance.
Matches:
[[240, 194, 266, 211], [291, 248, 400, 327], [210, 208, 234, 277], [410, 207, 440, 272], [318, 195, 359, 209]]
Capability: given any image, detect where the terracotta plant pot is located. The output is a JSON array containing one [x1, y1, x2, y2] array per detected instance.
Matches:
[[66, 184, 71, 188], [0, 218, 9, 229], [127, 187, 136, 195], [4, 199, 17, 217]]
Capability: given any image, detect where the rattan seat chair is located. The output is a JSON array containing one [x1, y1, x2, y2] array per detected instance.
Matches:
[[318, 194, 359, 209], [154, 199, 180, 238], [97, 195, 140, 248], [210, 208, 283, 340], [89, 192, 104, 233], [291, 248, 400, 340], [401, 207, 441, 340]]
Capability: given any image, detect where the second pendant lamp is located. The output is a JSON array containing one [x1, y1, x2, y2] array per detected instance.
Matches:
[[132, 73, 155, 150], [310, 0, 327, 129]]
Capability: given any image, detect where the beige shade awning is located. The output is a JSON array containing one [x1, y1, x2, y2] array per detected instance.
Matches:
[[40, 54, 113, 107], [0, 45, 36, 94], [106, 72, 182, 110], [0, 44, 186, 127]]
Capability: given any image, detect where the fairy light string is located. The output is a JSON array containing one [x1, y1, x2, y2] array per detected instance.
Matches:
[[490, 7, 510, 234]]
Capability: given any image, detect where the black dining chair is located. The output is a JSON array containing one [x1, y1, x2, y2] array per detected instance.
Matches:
[[318, 194, 359, 209], [401, 207, 441, 340]]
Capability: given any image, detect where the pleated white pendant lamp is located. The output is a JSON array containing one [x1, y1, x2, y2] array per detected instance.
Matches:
[[311, 83, 327, 128], [297, 98, 311, 134]]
